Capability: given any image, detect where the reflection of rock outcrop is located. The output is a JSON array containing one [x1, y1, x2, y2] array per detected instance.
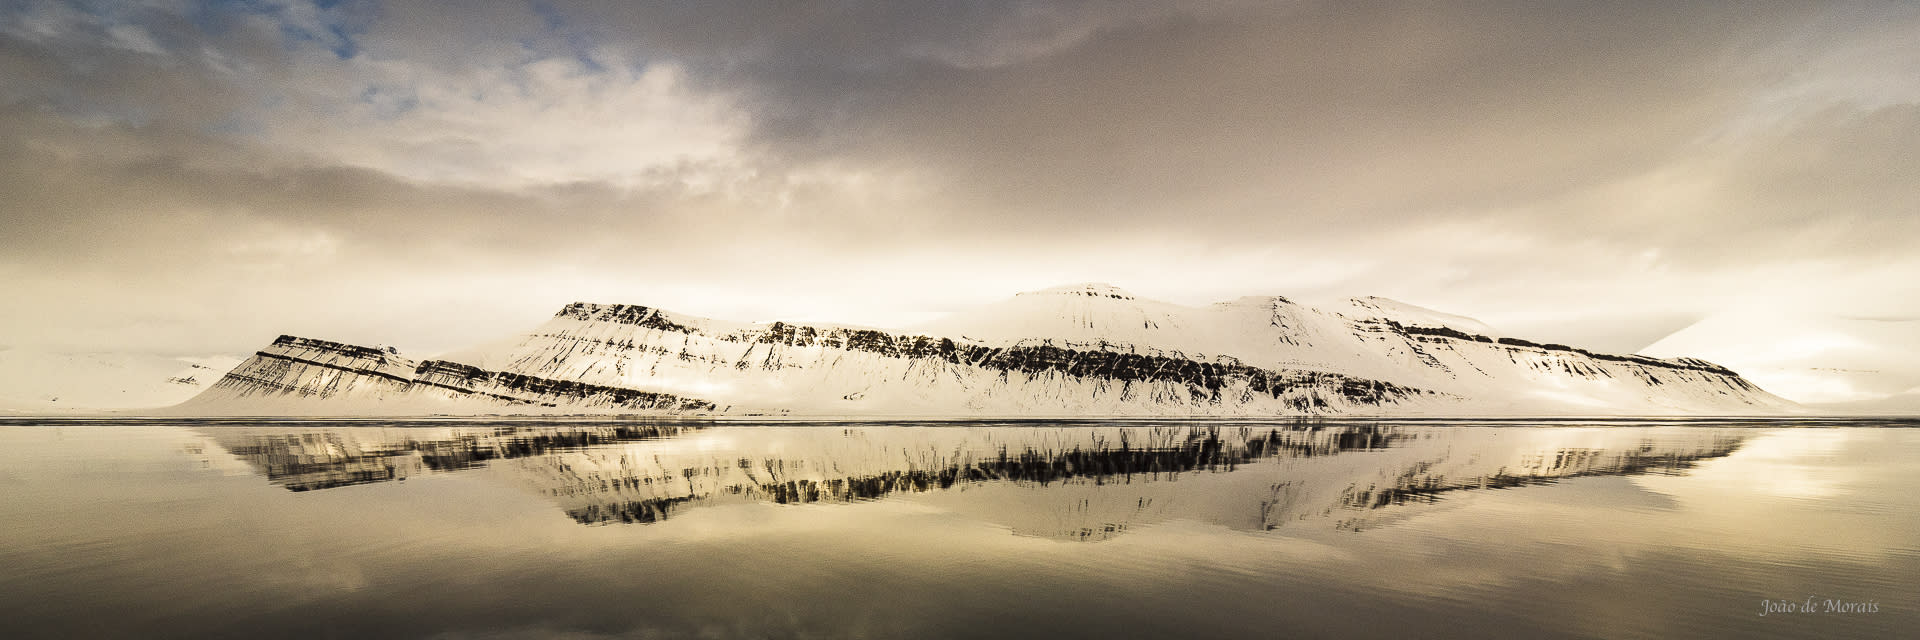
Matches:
[[217, 432, 418, 491], [551, 425, 1411, 527], [203, 422, 1751, 539], [1317, 438, 1743, 532], [203, 422, 702, 491]]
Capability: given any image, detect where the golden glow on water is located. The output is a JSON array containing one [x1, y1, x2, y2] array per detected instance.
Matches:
[[0, 419, 1913, 639]]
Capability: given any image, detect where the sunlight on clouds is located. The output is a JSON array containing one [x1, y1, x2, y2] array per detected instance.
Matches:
[[777, 161, 935, 210], [1717, 4, 1920, 139], [104, 23, 165, 57], [225, 230, 340, 260], [260, 52, 750, 188], [2, 0, 1918, 365]]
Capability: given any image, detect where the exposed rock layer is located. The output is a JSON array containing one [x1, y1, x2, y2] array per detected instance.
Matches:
[[176, 285, 1795, 415], [177, 335, 715, 415]]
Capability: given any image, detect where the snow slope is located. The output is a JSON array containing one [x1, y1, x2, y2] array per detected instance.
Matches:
[[0, 349, 241, 413], [175, 284, 1792, 416], [898, 285, 1786, 414], [1641, 312, 1920, 410], [167, 336, 714, 416]]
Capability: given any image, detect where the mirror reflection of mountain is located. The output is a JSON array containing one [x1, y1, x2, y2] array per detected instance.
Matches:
[[201, 421, 1748, 540], [201, 421, 705, 491]]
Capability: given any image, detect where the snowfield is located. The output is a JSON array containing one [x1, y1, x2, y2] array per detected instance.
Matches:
[[171, 283, 1796, 416], [1641, 311, 1920, 413]]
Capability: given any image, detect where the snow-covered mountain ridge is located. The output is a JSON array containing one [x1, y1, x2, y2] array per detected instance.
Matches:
[[174, 284, 1795, 416], [172, 335, 715, 415]]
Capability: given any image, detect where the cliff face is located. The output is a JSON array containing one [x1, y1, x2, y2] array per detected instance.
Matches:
[[174, 335, 714, 415], [469, 287, 1789, 416], [491, 303, 1443, 415], [173, 284, 1795, 416], [194, 336, 415, 404], [1333, 316, 1778, 413]]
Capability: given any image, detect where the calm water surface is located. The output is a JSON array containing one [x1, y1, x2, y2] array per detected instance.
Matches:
[[0, 418, 1914, 639]]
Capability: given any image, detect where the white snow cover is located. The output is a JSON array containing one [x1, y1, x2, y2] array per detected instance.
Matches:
[[914, 282, 1194, 346], [0, 349, 241, 413], [173, 283, 1796, 416], [1336, 296, 1502, 336], [168, 335, 713, 416], [169, 337, 422, 415], [1642, 311, 1920, 411]]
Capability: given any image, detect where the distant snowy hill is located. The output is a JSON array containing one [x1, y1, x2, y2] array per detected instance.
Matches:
[[1641, 312, 1920, 412], [172, 284, 1794, 416], [0, 349, 241, 413]]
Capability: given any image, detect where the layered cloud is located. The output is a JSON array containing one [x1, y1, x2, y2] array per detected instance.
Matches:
[[2, 0, 1917, 356]]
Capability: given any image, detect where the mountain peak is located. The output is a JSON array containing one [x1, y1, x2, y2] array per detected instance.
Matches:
[[1016, 283, 1137, 300], [168, 284, 1794, 416], [1340, 296, 1498, 336], [1214, 295, 1296, 308]]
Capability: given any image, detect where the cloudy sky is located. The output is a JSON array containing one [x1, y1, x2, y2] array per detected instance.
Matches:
[[3, 0, 1917, 358]]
